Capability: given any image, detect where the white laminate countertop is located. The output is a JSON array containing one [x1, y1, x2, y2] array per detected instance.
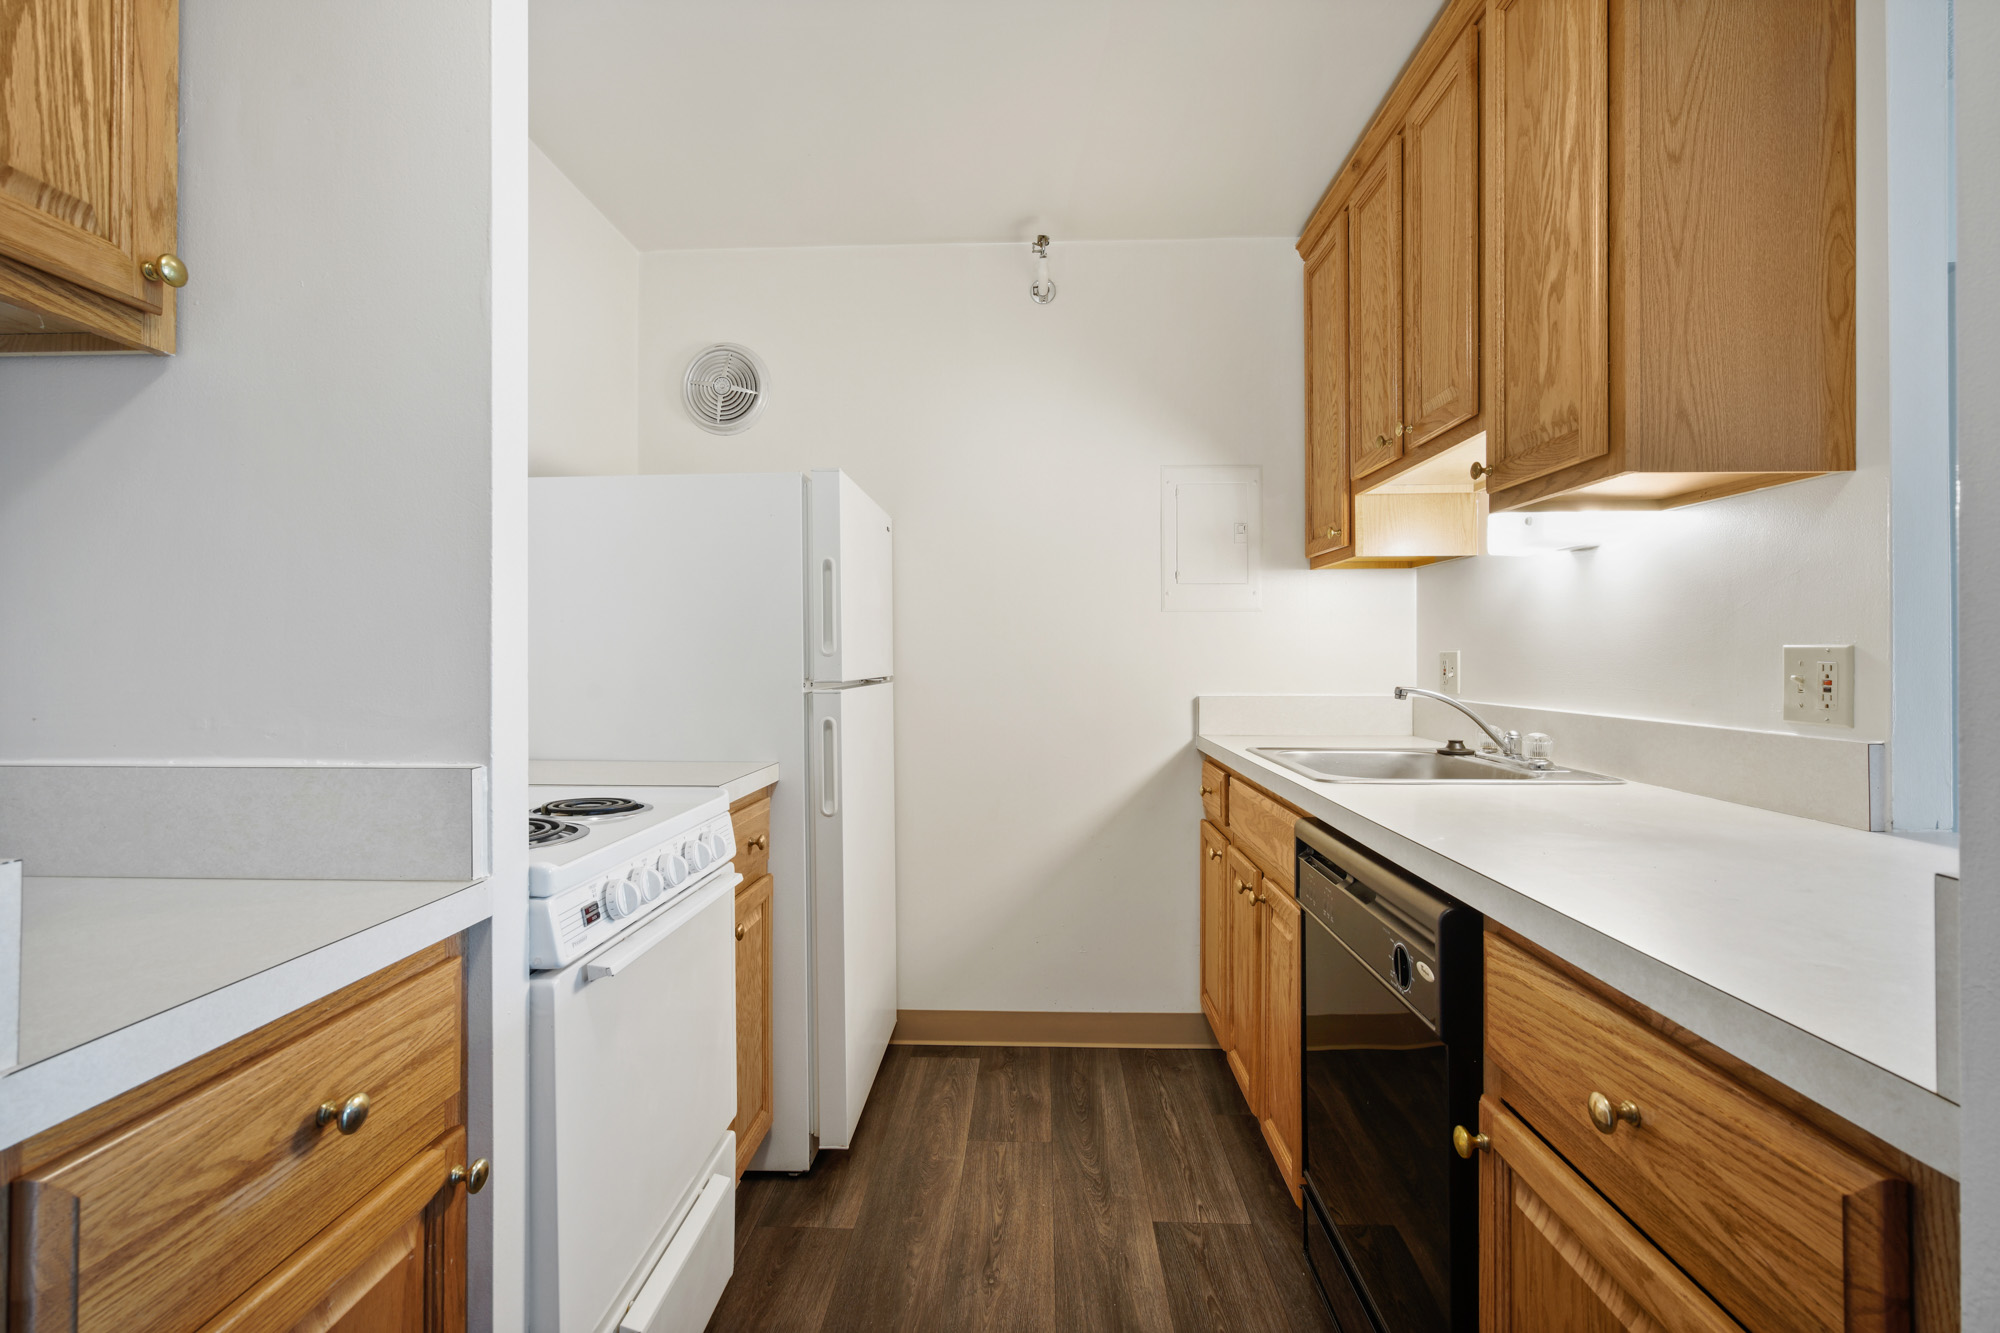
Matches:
[[529, 759, 780, 805], [1197, 732, 1962, 1174], [0, 876, 489, 1149]]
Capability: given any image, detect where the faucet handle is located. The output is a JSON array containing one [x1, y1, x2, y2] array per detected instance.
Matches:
[[1501, 729, 1522, 757], [1524, 732, 1554, 767]]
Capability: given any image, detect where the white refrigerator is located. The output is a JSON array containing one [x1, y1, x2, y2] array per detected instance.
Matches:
[[530, 470, 897, 1170]]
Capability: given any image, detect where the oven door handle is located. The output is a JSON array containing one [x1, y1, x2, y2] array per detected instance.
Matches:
[[582, 873, 738, 982]]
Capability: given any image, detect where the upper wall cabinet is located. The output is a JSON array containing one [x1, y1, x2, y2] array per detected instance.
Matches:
[[1296, 0, 1856, 559], [0, 0, 183, 355], [1484, 0, 1855, 510]]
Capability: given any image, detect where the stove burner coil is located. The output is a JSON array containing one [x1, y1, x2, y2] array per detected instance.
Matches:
[[534, 796, 653, 822], [529, 816, 589, 848]]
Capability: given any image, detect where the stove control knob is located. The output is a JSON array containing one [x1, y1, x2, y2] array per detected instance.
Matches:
[[714, 822, 737, 860], [601, 876, 639, 921], [659, 850, 689, 887], [633, 865, 665, 902], [687, 834, 714, 872]]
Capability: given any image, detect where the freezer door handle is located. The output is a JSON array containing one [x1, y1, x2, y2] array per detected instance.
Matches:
[[819, 557, 839, 659], [819, 715, 840, 817]]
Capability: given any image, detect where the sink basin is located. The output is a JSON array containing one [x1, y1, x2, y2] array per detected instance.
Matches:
[[1251, 748, 1620, 785]]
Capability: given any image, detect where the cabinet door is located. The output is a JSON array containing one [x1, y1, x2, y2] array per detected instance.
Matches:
[[200, 1127, 468, 1333], [0, 0, 176, 310], [1258, 883, 1301, 1204], [1224, 848, 1263, 1113], [1478, 1098, 1740, 1333], [733, 872, 775, 1177], [1199, 821, 1230, 1049], [1304, 211, 1354, 563], [1486, 0, 1609, 491], [1349, 137, 1404, 481], [1404, 24, 1481, 451]]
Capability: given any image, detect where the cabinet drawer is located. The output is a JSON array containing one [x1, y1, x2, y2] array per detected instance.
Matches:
[[731, 793, 772, 884], [1485, 933, 1907, 1333], [1225, 777, 1297, 891], [1200, 761, 1227, 827], [14, 960, 464, 1333]]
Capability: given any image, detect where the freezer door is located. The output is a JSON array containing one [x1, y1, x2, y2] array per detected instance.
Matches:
[[808, 470, 894, 684], [809, 682, 898, 1148]]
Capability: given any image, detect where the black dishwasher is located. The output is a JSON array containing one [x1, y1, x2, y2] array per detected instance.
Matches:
[[1295, 818, 1481, 1332]]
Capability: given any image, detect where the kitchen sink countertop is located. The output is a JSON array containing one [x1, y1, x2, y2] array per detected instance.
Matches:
[[1197, 731, 1961, 1174]]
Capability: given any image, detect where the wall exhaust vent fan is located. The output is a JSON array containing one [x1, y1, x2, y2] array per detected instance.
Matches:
[[682, 343, 769, 435]]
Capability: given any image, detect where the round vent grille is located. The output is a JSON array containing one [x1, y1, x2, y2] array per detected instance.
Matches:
[[682, 343, 769, 435]]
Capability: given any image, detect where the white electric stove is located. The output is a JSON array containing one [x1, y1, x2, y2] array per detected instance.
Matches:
[[526, 784, 740, 1332], [526, 784, 735, 969]]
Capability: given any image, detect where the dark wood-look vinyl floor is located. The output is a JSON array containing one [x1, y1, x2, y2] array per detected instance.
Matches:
[[708, 1045, 1340, 1333]]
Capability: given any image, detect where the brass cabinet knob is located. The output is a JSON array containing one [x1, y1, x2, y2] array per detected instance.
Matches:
[[142, 253, 189, 287], [1588, 1091, 1642, 1134], [1452, 1125, 1490, 1158], [735, 923, 747, 940], [450, 1159, 491, 1194], [747, 834, 768, 852], [1327, 526, 1342, 542], [1469, 461, 1489, 481], [1395, 423, 1407, 437], [1208, 847, 1223, 861], [1376, 434, 1389, 447], [316, 1093, 371, 1135]]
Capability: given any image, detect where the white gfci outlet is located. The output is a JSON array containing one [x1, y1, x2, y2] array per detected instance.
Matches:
[[1438, 650, 1461, 697], [1782, 645, 1854, 726]]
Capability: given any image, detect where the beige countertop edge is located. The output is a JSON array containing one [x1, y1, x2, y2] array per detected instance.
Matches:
[[528, 759, 780, 806], [0, 878, 491, 1151], [1196, 733, 1961, 1178]]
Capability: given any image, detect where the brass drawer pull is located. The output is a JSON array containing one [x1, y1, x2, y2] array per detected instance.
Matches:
[[1588, 1091, 1642, 1134], [747, 834, 768, 853], [1469, 461, 1489, 481], [316, 1093, 370, 1135], [735, 923, 748, 941], [450, 1159, 491, 1194], [1452, 1125, 1489, 1158], [142, 253, 189, 287], [1208, 847, 1223, 861]]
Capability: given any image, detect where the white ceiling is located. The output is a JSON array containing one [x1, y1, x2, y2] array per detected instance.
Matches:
[[530, 0, 1441, 251]]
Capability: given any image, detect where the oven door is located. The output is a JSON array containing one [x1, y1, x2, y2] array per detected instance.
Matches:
[[1301, 873, 1451, 1330]]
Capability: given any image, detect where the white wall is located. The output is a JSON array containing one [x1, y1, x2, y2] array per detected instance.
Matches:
[[530, 143, 639, 476], [0, 0, 495, 764], [1956, 0, 1998, 1317], [1415, 0, 1955, 829], [622, 239, 1416, 1013]]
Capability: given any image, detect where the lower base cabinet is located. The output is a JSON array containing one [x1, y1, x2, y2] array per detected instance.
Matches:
[[1197, 763, 1307, 1204], [733, 871, 775, 1177], [3, 941, 474, 1333]]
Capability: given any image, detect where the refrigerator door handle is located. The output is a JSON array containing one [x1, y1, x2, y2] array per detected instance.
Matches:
[[819, 715, 840, 817], [819, 557, 839, 659]]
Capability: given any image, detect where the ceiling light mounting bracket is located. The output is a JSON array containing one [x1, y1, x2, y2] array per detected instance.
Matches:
[[1028, 235, 1057, 305]]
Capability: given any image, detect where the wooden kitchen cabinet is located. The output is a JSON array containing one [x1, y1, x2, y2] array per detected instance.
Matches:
[[1482, 0, 1855, 510], [1402, 25, 1482, 453], [0, 0, 186, 355], [1196, 759, 1309, 1202], [1303, 212, 1354, 564], [3, 941, 474, 1333], [1477, 1097, 1740, 1332], [1258, 881, 1302, 1202], [1223, 847, 1264, 1110], [1348, 137, 1404, 483], [733, 871, 775, 1178], [727, 784, 778, 1177]]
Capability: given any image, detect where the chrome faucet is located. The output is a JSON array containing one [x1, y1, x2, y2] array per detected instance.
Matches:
[[1394, 686, 1525, 761]]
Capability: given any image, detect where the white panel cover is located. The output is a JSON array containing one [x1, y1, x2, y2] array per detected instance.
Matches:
[[529, 878, 735, 1333], [809, 682, 898, 1147], [809, 470, 894, 684]]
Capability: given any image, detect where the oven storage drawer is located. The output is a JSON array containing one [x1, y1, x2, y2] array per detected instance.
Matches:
[[11, 960, 463, 1333], [1485, 933, 1907, 1333]]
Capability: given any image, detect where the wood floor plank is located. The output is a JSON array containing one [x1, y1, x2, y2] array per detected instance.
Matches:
[[1153, 1222, 1297, 1333], [928, 1141, 1057, 1331], [970, 1047, 1052, 1143], [819, 1053, 980, 1333], [705, 1226, 853, 1333], [1119, 1049, 1250, 1224], [1050, 1048, 1176, 1333], [760, 1043, 916, 1231], [1209, 1112, 1342, 1332]]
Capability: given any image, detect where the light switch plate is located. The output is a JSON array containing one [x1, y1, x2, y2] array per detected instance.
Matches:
[[1782, 644, 1854, 726], [1438, 651, 1461, 696]]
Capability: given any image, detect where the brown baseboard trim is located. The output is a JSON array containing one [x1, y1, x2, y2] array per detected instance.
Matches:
[[890, 1010, 1219, 1049]]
